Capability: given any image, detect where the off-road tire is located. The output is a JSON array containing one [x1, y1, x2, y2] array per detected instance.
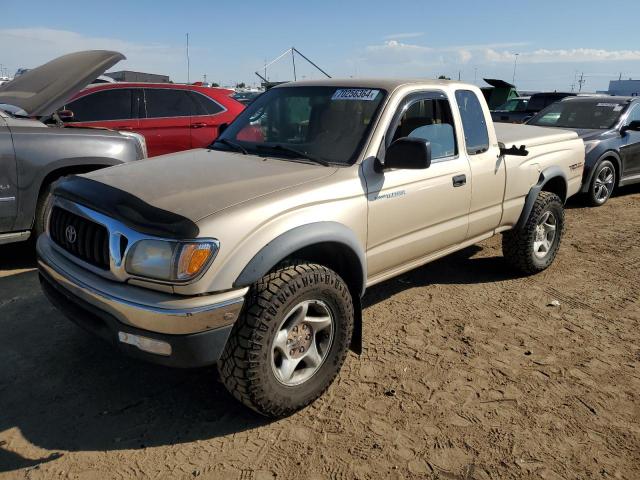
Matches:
[[218, 261, 354, 418], [33, 183, 54, 239], [502, 191, 565, 274], [586, 159, 616, 207]]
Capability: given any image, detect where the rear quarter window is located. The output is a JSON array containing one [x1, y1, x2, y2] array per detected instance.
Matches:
[[189, 91, 225, 115]]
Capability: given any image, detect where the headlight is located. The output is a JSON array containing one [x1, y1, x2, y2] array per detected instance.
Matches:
[[125, 239, 218, 282], [584, 140, 600, 155]]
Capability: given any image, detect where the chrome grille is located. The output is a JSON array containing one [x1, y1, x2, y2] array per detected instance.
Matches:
[[49, 206, 110, 270]]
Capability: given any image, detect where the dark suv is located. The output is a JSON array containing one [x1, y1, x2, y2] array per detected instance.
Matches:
[[527, 96, 640, 205], [492, 92, 575, 124]]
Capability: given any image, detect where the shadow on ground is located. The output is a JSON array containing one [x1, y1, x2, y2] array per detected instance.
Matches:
[[566, 182, 640, 210], [0, 268, 271, 473], [0, 241, 36, 271]]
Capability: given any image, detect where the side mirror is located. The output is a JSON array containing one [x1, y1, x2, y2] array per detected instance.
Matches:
[[383, 137, 431, 170], [58, 109, 74, 121], [621, 120, 640, 135]]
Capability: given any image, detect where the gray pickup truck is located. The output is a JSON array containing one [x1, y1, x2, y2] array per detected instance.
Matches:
[[38, 79, 584, 417], [0, 51, 146, 245]]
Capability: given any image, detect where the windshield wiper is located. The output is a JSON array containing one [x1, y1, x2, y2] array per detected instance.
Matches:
[[213, 138, 248, 155], [256, 144, 330, 167]]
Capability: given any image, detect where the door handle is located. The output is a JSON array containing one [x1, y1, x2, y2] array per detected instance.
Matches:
[[452, 174, 466, 187], [114, 126, 133, 130], [191, 122, 208, 129]]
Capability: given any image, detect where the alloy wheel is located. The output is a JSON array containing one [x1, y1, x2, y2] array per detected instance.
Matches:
[[271, 300, 335, 386], [594, 165, 615, 203], [533, 210, 557, 259]]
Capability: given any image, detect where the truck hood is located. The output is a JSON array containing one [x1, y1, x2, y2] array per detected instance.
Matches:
[[0, 50, 124, 117], [82, 149, 337, 223]]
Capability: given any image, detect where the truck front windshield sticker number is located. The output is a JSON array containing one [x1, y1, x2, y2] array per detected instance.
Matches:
[[332, 89, 379, 101]]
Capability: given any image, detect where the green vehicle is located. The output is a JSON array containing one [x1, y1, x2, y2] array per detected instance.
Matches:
[[481, 78, 519, 110]]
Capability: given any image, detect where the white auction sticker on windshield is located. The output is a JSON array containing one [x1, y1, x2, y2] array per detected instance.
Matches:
[[596, 103, 619, 108], [332, 89, 379, 101]]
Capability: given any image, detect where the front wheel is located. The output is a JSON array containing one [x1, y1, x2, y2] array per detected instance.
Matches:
[[218, 261, 354, 418], [587, 159, 616, 206], [502, 191, 565, 274]]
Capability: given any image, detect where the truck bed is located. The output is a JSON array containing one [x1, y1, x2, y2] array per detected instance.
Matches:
[[494, 122, 579, 148]]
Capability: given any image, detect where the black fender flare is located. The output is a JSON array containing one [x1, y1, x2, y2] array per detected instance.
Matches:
[[580, 150, 622, 193], [515, 166, 567, 230], [233, 221, 367, 298]]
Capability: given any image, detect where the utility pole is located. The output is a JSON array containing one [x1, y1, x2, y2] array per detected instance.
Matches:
[[578, 72, 586, 92], [186, 33, 190, 84], [512, 53, 519, 85]]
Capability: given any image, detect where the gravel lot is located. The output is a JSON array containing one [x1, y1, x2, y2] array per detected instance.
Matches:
[[1, 186, 639, 480]]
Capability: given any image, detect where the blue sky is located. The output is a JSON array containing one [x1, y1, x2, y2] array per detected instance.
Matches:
[[3, 0, 640, 91]]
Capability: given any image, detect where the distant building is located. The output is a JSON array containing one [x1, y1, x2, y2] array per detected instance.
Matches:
[[607, 79, 640, 96], [105, 70, 170, 83]]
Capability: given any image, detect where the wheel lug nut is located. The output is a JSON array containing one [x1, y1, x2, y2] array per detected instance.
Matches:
[[289, 349, 295, 356]]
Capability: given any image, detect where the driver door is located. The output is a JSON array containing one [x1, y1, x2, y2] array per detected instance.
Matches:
[[365, 92, 471, 279]]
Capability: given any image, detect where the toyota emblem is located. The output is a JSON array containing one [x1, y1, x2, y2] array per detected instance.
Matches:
[[65, 225, 77, 244]]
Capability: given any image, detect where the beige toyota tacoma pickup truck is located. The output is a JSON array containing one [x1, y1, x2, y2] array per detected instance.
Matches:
[[37, 79, 585, 417]]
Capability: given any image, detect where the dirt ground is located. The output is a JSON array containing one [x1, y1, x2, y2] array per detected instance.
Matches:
[[1, 186, 639, 480]]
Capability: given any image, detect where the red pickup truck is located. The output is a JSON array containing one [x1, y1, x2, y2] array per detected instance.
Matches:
[[60, 83, 245, 157]]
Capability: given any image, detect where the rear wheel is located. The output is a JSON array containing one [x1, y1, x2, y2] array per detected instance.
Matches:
[[218, 261, 354, 418], [503, 191, 565, 274], [587, 159, 616, 206]]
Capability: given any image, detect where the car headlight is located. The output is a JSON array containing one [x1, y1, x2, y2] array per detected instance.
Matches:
[[584, 140, 600, 155], [125, 239, 218, 282]]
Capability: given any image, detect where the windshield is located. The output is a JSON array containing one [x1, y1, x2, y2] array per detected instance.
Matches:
[[528, 100, 628, 129], [213, 86, 386, 165], [495, 98, 529, 112]]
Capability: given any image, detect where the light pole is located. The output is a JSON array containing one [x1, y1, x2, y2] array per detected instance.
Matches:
[[512, 53, 519, 85]]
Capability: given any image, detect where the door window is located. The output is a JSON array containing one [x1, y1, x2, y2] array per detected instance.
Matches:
[[455, 90, 490, 155], [625, 104, 640, 124], [389, 97, 457, 160], [65, 89, 134, 122], [144, 89, 194, 118]]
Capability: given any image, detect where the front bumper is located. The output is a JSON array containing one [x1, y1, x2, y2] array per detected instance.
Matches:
[[37, 235, 247, 368]]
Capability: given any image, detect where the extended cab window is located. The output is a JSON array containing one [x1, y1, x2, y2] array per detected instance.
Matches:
[[455, 90, 490, 154], [144, 89, 194, 118], [390, 97, 457, 160], [65, 89, 133, 122]]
